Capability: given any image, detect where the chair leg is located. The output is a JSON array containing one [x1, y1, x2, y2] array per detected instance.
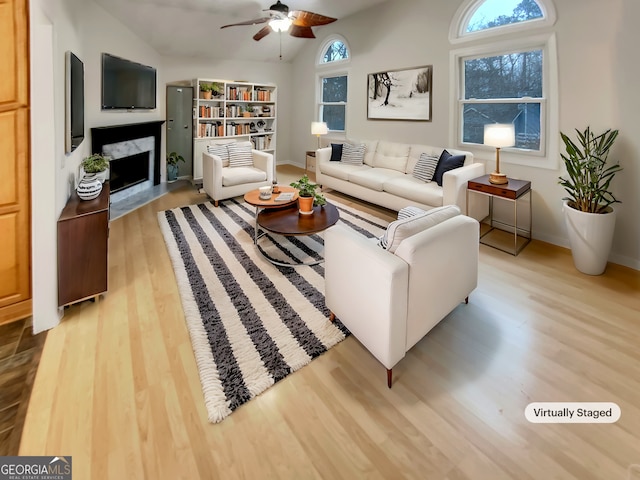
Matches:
[[329, 311, 335, 322], [214, 200, 219, 207], [387, 368, 393, 388]]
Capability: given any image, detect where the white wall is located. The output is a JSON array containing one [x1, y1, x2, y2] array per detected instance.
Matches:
[[161, 57, 292, 165], [30, 0, 165, 332], [30, 4, 62, 333], [289, 0, 640, 270]]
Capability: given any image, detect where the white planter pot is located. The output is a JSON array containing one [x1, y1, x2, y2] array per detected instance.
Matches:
[[77, 173, 103, 201], [563, 200, 616, 275]]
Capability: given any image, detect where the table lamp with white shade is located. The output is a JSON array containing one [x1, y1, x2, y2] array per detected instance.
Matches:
[[484, 123, 515, 185], [311, 121, 328, 149]]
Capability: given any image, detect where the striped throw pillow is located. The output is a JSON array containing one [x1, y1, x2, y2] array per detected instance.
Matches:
[[341, 143, 365, 165], [397, 206, 427, 220], [413, 152, 439, 182], [207, 144, 231, 164], [228, 141, 254, 167]]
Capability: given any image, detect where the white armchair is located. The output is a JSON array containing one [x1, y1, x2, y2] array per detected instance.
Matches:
[[202, 143, 274, 206], [325, 206, 479, 387]]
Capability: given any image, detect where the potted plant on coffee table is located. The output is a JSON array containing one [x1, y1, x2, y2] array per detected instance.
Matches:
[[290, 174, 326, 215], [166, 151, 185, 182], [558, 126, 621, 275]]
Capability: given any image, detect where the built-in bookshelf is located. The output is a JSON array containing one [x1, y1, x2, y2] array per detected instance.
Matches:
[[192, 78, 277, 181]]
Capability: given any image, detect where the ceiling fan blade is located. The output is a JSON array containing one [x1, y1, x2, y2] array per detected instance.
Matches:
[[289, 24, 315, 39], [290, 10, 337, 27], [221, 17, 270, 29], [253, 25, 272, 41]]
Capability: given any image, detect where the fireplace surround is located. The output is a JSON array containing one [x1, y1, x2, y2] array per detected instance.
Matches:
[[91, 121, 165, 196]]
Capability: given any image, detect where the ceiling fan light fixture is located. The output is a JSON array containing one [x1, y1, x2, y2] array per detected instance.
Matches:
[[269, 17, 292, 32]]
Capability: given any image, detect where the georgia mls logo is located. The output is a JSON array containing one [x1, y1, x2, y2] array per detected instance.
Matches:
[[49, 457, 71, 473], [0, 456, 72, 480]]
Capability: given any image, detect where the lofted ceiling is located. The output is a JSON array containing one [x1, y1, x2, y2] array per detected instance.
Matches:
[[94, 0, 389, 63]]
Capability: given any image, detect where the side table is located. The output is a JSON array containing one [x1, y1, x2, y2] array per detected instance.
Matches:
[[305, 150, 316, 175], [467, 175, 531, 256]]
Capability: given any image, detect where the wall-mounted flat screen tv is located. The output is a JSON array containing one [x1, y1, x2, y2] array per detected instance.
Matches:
[[101, 53, 157, 110], [65, 51, 84, 153]]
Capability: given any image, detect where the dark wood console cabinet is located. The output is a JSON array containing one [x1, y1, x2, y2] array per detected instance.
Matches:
[[57, 184, 110, 307]]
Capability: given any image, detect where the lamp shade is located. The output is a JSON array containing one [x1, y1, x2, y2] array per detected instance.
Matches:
[[311, 122, 328, 136], [484, 124, 515, 148], [269, 17, 292, 32]]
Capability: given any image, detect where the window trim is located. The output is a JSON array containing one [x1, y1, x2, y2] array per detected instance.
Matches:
[[449, 0, 556, 44], [449, 32, 559, 170]]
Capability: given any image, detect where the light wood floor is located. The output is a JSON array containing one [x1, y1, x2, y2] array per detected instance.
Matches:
[[20, 166, 640, 479]]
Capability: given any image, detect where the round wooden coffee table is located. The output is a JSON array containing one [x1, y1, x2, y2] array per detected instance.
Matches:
[[244, 186, 340, 266], [243, 185, 298, 210], [255, 202, 340, 267], [244, 186, 298, 244]]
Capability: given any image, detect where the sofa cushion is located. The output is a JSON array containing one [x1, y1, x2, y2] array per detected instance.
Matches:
[[433, 149, 466, 186], [341, 143, 366, 165], [320, 161, 370, 181], [382, 175, 444, 207], [228, 141, 254, 167], [372, 141, 410, 172], [380, 205, 461, 253], [221, 166, 267, 186], [330, 143, 343, 161], [412, 153, 439, 182], [349, 168, 404, 192]]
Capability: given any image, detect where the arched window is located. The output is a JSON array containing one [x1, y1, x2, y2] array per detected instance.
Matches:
[[450, 0, 558, 169], [451, 0, 554, 42], [316, 35, 350, 132], [321, 40, 349, 63], [467, 0, 543, 33]]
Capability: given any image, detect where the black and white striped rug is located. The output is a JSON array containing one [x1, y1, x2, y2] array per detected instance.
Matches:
[[157, 198, 388, 422]]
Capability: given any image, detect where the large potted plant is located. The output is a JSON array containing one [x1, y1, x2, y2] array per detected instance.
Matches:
[[290, 174, 326, 215], [166, 151, 185, 182], [558, 127, 622, 275]]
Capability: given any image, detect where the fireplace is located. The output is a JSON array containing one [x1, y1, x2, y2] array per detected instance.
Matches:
[[109, 151, 150, 193], [91, 121, 165, 199]]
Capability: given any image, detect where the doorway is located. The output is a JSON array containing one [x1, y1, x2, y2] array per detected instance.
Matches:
[[166, 85, 194, 180]]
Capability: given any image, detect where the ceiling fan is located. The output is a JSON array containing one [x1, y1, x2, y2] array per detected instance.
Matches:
[[220, 1, 337, 42]]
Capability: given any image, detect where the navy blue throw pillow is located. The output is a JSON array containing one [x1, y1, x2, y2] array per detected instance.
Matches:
[[433, 150, 466, 186], [330, 143, 343, 161]]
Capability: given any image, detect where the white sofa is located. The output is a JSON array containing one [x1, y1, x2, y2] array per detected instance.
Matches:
[[202, 141, 274, 207], [325, 205, 479, 387], [316, 140, 484, 214]]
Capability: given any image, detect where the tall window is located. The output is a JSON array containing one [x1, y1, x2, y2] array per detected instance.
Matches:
[[451, 0, 557, 164], [462, 48, 543, 150], [317, 36, 350, 132], [320, 75, 347, 131]]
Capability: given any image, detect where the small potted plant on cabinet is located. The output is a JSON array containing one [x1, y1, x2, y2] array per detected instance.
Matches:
[[166, 151, 185, 182], [558, 126, 621, 275], [290, 174, 326, 215], [81, 153, 110, 183]]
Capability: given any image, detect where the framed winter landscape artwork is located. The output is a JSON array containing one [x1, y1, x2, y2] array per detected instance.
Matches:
[[367, 65, 433, 121]]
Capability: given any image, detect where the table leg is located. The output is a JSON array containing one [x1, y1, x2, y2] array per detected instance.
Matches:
[[254, 206, 259, 245]]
